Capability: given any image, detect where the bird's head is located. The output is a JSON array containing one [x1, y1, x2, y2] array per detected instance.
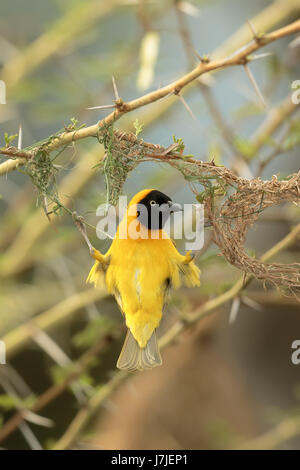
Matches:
[[128, 189, 182, 230]]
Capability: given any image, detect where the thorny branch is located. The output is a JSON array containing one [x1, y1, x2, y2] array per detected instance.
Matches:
[[1, 123, 300, 291], [1, 19, 300, 175]]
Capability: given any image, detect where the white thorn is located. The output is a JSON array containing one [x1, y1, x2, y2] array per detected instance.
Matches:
[[177, 94, 197, 120], [244, 64, 267, 109], [247, 19, 258, 39], [229, 297, 241, 324], [241, 295, 264, 312], [112, 75, 120, 101], [17, 123, 22, 149], [87, 104, 116, 110], [249, 52, 273, 61], [22, 410, 54, 428]]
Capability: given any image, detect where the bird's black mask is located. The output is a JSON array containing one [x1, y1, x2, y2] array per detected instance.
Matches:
[[136, 190, 182, 230]]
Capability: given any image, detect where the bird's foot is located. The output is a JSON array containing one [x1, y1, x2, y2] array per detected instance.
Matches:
[[73, 211, 94, 253], [184, 250, 195, 264]]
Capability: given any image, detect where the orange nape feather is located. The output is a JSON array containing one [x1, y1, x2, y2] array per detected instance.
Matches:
[[87, 189, 200, 371]]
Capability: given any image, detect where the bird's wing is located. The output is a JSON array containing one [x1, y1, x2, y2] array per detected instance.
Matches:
[[168, 243, 201, 289], [178, 258, 201, 287], [86, 249, 110, 289]]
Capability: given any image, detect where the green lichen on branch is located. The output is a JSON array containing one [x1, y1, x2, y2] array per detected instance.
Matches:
[[97, 123, 146, 206], [21, 118, 86, 215], [25, 149, 59, 203]]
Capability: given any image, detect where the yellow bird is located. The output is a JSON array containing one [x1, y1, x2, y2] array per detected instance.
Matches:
[[87, 189, 200, 371]]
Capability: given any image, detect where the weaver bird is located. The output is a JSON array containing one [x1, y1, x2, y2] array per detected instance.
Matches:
[[86, 189, 200, 371]]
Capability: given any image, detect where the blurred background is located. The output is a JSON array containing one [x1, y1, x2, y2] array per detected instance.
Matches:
[[0, 0, 300, 450]]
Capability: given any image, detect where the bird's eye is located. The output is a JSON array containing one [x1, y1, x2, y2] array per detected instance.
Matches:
[[150, 200, 156, 206]]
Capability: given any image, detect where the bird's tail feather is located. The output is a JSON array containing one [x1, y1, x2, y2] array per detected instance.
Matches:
[[117, 329, 162, 371]]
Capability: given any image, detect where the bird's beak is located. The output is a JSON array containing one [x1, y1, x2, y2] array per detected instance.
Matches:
[[168, 201, 183, 213]]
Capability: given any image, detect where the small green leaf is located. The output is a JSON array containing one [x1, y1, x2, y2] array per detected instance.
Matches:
[[4, 133, 18, 147], [172, 135, 185, 152], [133, 118, 144, 137]]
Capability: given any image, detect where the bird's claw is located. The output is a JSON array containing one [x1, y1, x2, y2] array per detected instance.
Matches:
[[184, 250, 196, 264], [73, 211, 94, 253], [72, 211, 85, 230], [89, 246, 95, 257]]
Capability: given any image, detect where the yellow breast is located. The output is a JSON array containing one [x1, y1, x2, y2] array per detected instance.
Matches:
[[106, 236, 173, 347]]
